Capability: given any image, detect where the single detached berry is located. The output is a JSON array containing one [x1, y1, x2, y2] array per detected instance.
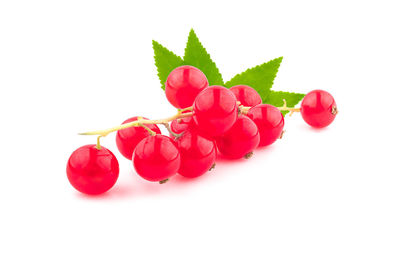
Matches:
[[165, 65, 209, 109], [116, 117, 161, 160], [230, 85, 262, 107], [301, 90, 337, 128], [216, 115, 260, 159], [176, 129, 217, 178], [133, 135, 181, 182], [66, 145, 119, 195], [170, 116, 193, 136], [193, 86, 238, 137], [247, 104, 284, 147]]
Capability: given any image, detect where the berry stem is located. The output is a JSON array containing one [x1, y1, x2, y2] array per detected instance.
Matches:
[[96, 136, 102, 150], [79, 111, 193, 137], [179, 106, 194, 113], [162, 122, 182, 138], [278, 99, 300, 116], [239, 99, 300, 116], [138, 121, 157, 136]]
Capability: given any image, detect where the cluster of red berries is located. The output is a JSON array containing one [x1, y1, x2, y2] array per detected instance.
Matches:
[[67, 65, 337, 195]]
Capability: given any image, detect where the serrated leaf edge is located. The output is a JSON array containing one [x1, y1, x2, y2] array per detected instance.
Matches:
[[224, 56, 283, 89], [183, 29, 224, 85], [152, 40, 184, 89]]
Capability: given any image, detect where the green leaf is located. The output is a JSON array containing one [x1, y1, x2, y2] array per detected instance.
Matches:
[[152, 31, 303, 115], [224, 57, 283, 100], [183, 29, 224, 85], [265, 91, 305, 116], [152, 40, 184, 90]]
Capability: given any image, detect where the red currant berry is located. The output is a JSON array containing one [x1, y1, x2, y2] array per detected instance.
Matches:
[[133, 135, 181, 182], [193, 86, 238, 137], [165, 65, 209, 109], [216, 115, 260, 159], [247, 104, 284, 147], [116, 117, 161, 160], [170, 116, 193, 136], [230, 85, 262, 107], [176, 129, 217, 178], [301, 90, 337, 128], [66, 145, 119, 195]]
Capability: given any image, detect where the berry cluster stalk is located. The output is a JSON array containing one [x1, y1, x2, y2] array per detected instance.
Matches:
[[80, 100, 299, 147], [240, 100, 299, 115], [81, 108, 194, 137]]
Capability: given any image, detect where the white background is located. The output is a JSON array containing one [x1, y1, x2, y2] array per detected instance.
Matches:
[[1, 0, 399, 263]]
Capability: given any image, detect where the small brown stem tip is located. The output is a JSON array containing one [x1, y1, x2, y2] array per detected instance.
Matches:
[[331, 105, 338, 115], [279, 130, 285, 139], [244, 152, 253, 159], [159, 179, 169, 184], [209, 163, 216, 171]]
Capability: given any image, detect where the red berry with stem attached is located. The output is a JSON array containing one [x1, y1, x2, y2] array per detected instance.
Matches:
[[170, 116, 193, 136], [193, 86, 238, 137], [165, 65, 209, 109], [216, 115, 260, 159], [301, 90, 337, 128], [176, 129, 217, 178], [247, 104, 284, 147], [116, 117, 161, 160], [66, 145, 119, 195], [230, 85, 262, 107], [133, 135, 181, 182]]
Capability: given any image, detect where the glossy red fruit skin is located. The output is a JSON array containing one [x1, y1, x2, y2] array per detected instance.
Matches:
[[230, 85, 262, 107], [176, 129, 217, 178], [165, 65, 209, 109], [193, 86, 238, 137], [301, 90, 337, 128], [66, 145, 119, 195], [247, 104, 284, 147], [216, 115, 260, 159], [116, 117, 161, 160], [170, 116, 193, 136], [133, 135, 181, 182]]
